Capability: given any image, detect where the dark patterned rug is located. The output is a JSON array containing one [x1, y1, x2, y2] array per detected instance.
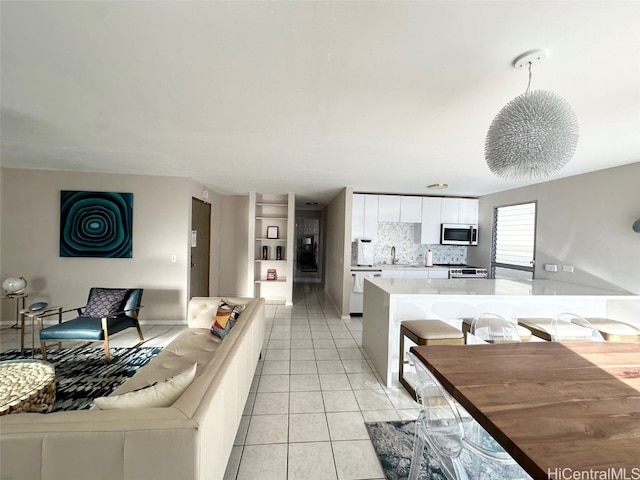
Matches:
[[0, 346, 162, 411], [366, 420, 531, 480], [366, 420, 446, 480]]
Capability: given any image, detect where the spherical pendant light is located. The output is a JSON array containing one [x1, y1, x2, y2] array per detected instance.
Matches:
[[485, 50, 579, 180]]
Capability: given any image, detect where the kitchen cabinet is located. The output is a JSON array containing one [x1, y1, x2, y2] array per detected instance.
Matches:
[[352, 194, 365, 241], [380, 269, 405, 279], [379, 267, 450, 279], [378, 195, 401, 222], [428, 269, 449, 279], [404, 270, 429, 279], [440, 198, 479, 225], [416, 197, 442, 244], [352, 194, 378, 241], [458, 199, 479, 224], [400, 196, 422, 223], [440, 198, 460, 224]]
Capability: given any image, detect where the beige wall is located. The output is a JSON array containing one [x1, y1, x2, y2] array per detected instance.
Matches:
[[1, 168, 211, 321], [218, 195, 251, 297], [467, 162, 640, 323], [324, 187, 353, 318]]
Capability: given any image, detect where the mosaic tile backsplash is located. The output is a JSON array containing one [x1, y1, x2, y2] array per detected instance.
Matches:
[[351, 222, 467, 266]]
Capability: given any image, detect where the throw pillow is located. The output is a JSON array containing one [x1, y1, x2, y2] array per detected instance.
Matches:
[[83, 288, 130, 317], [93, 363, 197, 410], [210, 300, 246, 339], [193, 305, 219, 327]]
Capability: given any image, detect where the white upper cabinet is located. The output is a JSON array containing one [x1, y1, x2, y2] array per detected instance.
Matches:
[[440, 198, 478, 225], [416, 197, 442, 244], [440, 198, 460, 224], [352, 194, 365, 241], [363, 195, 378, 240], [378, 195, 401, 222], [458, 199, 479, 224], [352, 194, 378, 241], [400, 196, 423, 223]]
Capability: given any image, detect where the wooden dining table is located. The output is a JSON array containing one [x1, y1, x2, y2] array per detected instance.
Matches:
[[411, 341, 640, 480]]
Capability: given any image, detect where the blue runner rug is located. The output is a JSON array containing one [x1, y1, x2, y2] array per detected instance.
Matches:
[[366, 420, 446, 480], [366, 420, 531, 480], [0, 346, 162, 411]]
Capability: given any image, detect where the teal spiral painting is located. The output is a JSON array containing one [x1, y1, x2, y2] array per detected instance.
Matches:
[[60, 191, 133, 258]]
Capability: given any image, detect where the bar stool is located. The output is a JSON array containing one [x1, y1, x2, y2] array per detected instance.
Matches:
[[399, 319, 464, 399], [517, 316, 628, 342], [461, 317, 532, 343], [585, 318, 640, 342], [517, 318, 555, 341]]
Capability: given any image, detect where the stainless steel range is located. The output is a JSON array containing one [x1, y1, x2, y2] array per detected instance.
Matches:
[[447, 266, 488, 279]]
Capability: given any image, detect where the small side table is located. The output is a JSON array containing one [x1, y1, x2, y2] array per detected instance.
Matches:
[[1, 293, 28, 329], [19, 306, 63, 356]]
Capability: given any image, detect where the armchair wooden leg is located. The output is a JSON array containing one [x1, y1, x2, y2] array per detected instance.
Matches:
[[41, 341, 48, 361], [101, 317, 111, 363], [135, 320, 144, 342], [103, 338, 111, 363]]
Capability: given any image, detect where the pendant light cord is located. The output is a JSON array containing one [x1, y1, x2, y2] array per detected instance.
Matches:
[[526, 62, 533, 94]]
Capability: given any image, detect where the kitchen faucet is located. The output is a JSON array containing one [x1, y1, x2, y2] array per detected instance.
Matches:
[[391, 246, 398, 265]]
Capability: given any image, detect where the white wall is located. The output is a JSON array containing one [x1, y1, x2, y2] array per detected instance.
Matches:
[[467, 162, 640, 323], [1, 168, 209, 321], [324, 187, 353, 318]]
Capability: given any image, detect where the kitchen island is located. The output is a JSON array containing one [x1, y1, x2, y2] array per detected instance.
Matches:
[[362, 277, 637, 387]]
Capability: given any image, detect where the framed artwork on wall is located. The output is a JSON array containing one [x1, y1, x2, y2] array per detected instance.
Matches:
[[266, 226, 279, 239], [60, 190, 133, 258]]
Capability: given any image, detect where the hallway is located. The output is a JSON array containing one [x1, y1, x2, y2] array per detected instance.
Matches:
[[226, 282, 419, 480]]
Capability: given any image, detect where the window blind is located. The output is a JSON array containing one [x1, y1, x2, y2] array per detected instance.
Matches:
[[494, 202, 536, 268]]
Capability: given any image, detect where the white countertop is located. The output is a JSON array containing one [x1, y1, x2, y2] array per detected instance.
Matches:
[[368, 277, 636, 297]]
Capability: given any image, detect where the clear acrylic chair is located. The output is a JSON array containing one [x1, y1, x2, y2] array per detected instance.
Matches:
[[470, 313, 521, 344], [407, 352, 530, 480], [550, 313, 604, 342]]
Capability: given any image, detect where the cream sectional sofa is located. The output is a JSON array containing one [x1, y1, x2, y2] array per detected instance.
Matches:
[[0, 296, 265, 480]]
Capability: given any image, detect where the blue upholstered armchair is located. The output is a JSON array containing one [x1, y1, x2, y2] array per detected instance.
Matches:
[[39, 287, 144, 362]]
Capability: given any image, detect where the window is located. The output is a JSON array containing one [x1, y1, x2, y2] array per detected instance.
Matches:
[[491, 202, 537, 280]]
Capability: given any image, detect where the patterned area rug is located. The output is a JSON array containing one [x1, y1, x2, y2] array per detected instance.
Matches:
[[365, 420, 447, 480], [0, 347, 162, 411], [366, 420, 531, 480]]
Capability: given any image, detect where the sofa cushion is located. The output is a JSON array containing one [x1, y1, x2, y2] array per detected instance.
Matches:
[[83, 288, 130, 317], [93, 363, 197, 409], [210, 300, 246, 339]]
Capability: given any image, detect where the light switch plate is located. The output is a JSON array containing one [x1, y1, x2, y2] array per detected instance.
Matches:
[[544, 264, 558, 272]]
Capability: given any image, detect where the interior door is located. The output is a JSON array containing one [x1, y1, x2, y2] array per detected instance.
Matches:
[[190, 197, 211, 299]]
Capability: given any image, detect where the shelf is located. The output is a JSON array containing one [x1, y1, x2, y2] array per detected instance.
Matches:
[[250, 192, 294, 307]]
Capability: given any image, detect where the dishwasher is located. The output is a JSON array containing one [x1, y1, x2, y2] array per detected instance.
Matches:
[[350, 268, 382, 316]]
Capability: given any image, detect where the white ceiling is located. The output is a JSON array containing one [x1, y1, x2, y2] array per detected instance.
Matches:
[[2, 1, 639, 206]]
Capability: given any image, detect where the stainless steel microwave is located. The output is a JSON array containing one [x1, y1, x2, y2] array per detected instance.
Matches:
[[441, 223, 478, 245]]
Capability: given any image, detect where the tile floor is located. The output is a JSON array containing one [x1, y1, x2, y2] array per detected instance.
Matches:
[[0, 283, 420, 480]]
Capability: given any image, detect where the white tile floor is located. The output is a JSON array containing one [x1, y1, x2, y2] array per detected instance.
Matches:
[[0, 283, 420, 480], [226, 283, 420, 480]]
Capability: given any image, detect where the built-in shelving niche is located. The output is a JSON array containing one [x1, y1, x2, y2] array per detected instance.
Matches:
[[249, 193, 295, 305]]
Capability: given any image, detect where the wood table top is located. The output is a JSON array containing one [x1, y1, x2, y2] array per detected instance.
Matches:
[[411, 342, 640, 480]]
